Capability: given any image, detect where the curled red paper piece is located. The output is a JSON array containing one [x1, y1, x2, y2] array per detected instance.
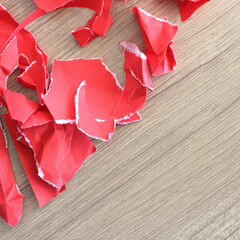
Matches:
[[179, 0, 210, 22], [132, 6, 178, 76], [113, 41, 152, 123], [0, 122, 23, 226]]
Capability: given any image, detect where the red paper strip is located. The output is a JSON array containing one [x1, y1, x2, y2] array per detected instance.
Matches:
[[3, 113, 66, 208], [132, 6, 178, 76], [0, 122, 23, 226]]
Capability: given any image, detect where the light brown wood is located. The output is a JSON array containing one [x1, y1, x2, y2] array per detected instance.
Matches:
[[0, 0, 240, 239]]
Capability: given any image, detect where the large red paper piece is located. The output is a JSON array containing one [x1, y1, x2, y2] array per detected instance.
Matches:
[[43, 58, 122, 141], [3, 113, 66, 208], [0, 122, 23, 226], [179, 0, 210, 22], [20, 122, 96, 190], [132, 6, 178, 76]]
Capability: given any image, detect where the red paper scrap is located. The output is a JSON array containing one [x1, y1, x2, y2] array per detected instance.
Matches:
[[0, 5, 49, 101], [0, 122, 23, 226], [32, 0, 113, 46], [113, 41, 152, 122], [179, 0, 210, 22], [19, 122, 96, 190], [43, 58, 122, 141], [3, 113, 66, 208], [132, 6, 178, 76]]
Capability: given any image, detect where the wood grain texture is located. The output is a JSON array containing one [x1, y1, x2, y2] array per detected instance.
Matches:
[[0, 0, 240, 239]]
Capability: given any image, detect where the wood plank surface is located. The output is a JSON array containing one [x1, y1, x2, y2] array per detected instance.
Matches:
[[0, 0, 240, 239]]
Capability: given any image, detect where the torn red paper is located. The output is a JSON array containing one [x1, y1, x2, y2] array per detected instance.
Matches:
[[31, 0, 113, 46], [0, 5, 49, 101], [113, 41, 152, 123], [3, 113, 66, 208], [43, 58, 122, 141], [132, 6, 178, 76], [0, 122, 23, 227], [179, 0, 210, 22], [19, 122, 96, 190]]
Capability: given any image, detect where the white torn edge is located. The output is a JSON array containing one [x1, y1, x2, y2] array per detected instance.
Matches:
[[55, 119, 76, 125], [0, 121, 8, 148], [134, 7, 177, 27], [19, 53, 31, 66], [95, 119, 106, 123], [117, 111, 142, 125], [17, 60, 36, 78], [129, 68, 154, 91], [75, 81, 115, 141], [119, 41, 147, 60], [15, 184, 23, 195], [16, 135, 23, 141], [17, 126, 59, 189]]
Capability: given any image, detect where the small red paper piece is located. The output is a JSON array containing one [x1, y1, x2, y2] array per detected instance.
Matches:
[[0, 122, 23, 227], [113, 41, 152, 123], [132, 6, 178, 76], [19, 122, 96, 190], [179, 0, 210, 22], [32, 0, 113, 46], [3, 113, 66, 208]]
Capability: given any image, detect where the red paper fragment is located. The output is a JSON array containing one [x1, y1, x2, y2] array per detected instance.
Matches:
[[4, 90, 39, 124], [43, 58, 122, 140], [21, 106, 53, 129], [3, 113, 66, 208], [132, 6, 178, 76], [0, 5, 49, 101], [0, 38, 18, 94], [32, 0, 113, 45], [19, 122, 96, 190], [0, 122, 23, 226], [113, 41, 152, 123], [179, 0, 210, 22]]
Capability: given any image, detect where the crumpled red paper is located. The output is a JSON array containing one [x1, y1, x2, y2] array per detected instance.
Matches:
[[179, 0, 210, 22], [132, 6, 178, 76], [0, 122, 23, 227]]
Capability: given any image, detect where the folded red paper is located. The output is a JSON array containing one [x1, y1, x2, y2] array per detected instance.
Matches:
[[132, 6, 178, 76]]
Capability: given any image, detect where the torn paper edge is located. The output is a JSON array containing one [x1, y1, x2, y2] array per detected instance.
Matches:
[[133, 6, 177, 28], [75, 81, 115, 141]]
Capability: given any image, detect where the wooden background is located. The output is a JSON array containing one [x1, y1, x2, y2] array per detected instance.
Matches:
[[0, 0, 240, 239]]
